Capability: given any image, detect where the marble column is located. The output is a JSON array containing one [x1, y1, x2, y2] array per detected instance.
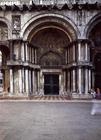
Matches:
[[40, 0, 42, 4], [25, 42, 28, 62], [32, 48, 34, 64], [25, 69, 29, 95], [78, 43, 81, 61], [73, 44, 75, 61], [28, 45, 30, 62], [19, 69, 22, 94], [72, 69, 76, 92], [88, 69, 91, 91], [31, 47, 32, 63], [67, 71, 70, 93], [85, 69, 89, 94], [85, 43, 88, 61], [32, 70, 35, 94], [29, 70, 32, 94], [35, 49, 37, 64], [65, 49, 68, 64], [21, 42, 25, 62], [78, 68, 82, 94], [88, 46, 90, 62], [10, 69, 13, 94], [59, 74, 63, 95], [29, 47, 32, 63], [22, 68, 25, 93], [37, 71, 40, 94], [63, 71, 66, 94]]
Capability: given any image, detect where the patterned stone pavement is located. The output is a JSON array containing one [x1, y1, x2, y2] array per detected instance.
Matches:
[[30, 95, 71, 101], [0, 95, 71, 101]]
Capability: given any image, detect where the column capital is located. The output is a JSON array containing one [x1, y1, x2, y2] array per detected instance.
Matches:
[[65, 39, 91, 49], [75, 39, 91, 44]]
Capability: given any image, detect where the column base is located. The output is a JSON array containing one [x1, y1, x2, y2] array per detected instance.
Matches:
[[8, 92, 14, 96], [39, 89, 44, 95]]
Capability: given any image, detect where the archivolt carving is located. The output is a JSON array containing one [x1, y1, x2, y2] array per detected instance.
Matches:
[[22, 13, 78, 41]]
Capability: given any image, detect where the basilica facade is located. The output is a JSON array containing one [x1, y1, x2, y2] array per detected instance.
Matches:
[[0, 0, 101, 98]]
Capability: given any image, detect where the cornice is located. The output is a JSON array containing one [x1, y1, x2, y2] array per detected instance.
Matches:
[[0, 2, 101, 12]]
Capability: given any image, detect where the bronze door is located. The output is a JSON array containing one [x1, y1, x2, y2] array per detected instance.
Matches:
[[44, 74, 59, 95]]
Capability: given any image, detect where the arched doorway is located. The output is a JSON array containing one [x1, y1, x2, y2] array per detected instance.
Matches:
[[0, 46, 10, 94], [22, 14, 78, 95], [88, 18, 101, 93], [0, 20, 10, 95], [31, 27, 70, 95], [40, 51, 62, 95]]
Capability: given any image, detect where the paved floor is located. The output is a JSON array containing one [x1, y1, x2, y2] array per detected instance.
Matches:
[[0, 101, 101, 140]]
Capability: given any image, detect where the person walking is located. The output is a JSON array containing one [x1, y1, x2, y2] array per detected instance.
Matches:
[[91, 88, 101, 115]]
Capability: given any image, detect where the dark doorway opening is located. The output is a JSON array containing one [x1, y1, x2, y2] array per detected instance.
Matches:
[[44, 74, 59, 95], [94, 53, 101, 90]]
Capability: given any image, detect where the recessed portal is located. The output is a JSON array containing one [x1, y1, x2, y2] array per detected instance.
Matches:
[[94, 53, 101, 90], [44, 74, 59, 95]]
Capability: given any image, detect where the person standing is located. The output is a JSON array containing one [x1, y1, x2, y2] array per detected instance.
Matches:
[[90, 89, 96, 99]]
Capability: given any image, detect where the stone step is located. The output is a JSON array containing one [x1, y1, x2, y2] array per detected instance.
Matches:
[[0, 95, 71, 100]]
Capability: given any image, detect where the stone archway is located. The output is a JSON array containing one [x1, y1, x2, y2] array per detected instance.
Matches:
[[21, 13, 79, 96], [0, 45, 10, 94], [22, 13, 79, 41], [30, 27, 70, 95], [88, 15, 101, 93], [0, 20, 10, 95]]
